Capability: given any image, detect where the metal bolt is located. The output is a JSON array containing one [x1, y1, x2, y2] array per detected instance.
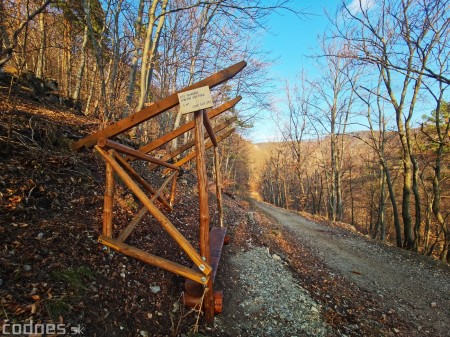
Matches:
[[202, 256, 207, 261], [199, 264, 205, 271], [201, 277, 207, 283]]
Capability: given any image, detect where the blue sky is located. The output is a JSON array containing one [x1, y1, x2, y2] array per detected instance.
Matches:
[[247, 0, 342, 143]]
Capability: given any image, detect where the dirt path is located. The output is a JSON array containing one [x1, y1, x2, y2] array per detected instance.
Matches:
[[252, 201, 450, 336]]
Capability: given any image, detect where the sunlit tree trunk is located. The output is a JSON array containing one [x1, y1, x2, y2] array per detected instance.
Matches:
[[35, 0, 46, 78], [73, 25, 89, 105], [126, 0, 145, 110]]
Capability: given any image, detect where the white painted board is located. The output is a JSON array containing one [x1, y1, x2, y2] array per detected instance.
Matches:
[[178, 86, 213, 114]]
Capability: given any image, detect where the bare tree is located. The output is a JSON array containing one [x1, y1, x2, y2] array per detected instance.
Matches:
[[0, 0, 52, 68]]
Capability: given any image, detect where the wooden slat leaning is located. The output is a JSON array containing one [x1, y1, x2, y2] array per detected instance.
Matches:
[[71, 61, 246, 151]]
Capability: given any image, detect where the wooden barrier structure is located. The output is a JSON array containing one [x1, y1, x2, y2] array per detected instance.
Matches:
[[71, 61, 246, 322]]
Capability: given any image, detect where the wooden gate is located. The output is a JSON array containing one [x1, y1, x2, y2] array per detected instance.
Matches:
[[71, 60, 246, 322]]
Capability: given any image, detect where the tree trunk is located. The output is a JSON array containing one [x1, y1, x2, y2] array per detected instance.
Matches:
[[382, 159, 402, 247], [411, 154, 421, 251], [126, 0, 145, 110], [136, 0, 161, 112], [35, 0, 46, 78], [73, 25, 89, 104]]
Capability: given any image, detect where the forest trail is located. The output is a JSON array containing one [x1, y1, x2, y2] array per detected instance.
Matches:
[[251, 200, 450, 336]]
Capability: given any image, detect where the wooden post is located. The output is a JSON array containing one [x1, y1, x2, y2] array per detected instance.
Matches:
[[214, 147, 224, 228], [103, 149, 115, 247], [170, 173, 178, 206], [194, 109, 215, 322]]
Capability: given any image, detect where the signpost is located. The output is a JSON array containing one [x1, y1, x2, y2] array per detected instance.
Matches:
[[178, 86, 214, 114]]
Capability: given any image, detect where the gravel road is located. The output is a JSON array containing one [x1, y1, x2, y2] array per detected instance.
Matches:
[[252, 201, 450, 337]]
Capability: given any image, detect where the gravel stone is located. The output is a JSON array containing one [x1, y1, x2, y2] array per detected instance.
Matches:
[[216, 247, 329, 336]]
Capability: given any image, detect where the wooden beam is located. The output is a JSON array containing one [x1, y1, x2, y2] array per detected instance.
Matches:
[[193, 110, 215, 322], [150, 118, 236, 172], [184, 226, 227, 298], [214, 147, 224, 227], [95, 146, 212, 276], [98, 235, 208, 285], [170, 173, 178, 207], [71, 61, 246, 150], [98, 138, 179, 171], [115, 154, 173, 211], [117, 207, 147, 243], [102, 149, 115, 243], [203, 110, 218, 147], [133, 97, 241, 158]]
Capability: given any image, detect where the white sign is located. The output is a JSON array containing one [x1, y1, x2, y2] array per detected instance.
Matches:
[[178, 86, 214, 114]]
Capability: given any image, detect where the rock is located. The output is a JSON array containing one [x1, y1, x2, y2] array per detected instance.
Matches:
[[430, 302, 437, 308], [150, 286, 161, 294], [247, 212, 255, 224], [23, 264, 32, 271], [120, 272, 126, 278], [272, 254, 281, 261], [37, 232, 44, 240], [140, 331, 149, 337], [393, 328, 400, 333]]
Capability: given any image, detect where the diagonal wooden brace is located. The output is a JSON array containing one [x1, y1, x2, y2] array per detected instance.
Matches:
[[98, 236, 209, 285], [117, 170, 178, 243], [115, 154, 173, 211]]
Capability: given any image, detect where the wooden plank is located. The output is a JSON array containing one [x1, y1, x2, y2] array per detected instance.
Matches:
[[169, 173, 178, 206], [98, 138, 179, 171], [203, 110, 218, 147], [209, 227, 227, 281], [184, 227, 227, 297], [148, 117, 237, 171], [71, 61, 246, 150], [115, 154, 173, 211], [194, 109, 215, 322], [98, 235, 208, 285], [117, 207, 147, 243], [214, 147, 224, 228], [95, 145, 212, 276], [133, 97, 241, 158]]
